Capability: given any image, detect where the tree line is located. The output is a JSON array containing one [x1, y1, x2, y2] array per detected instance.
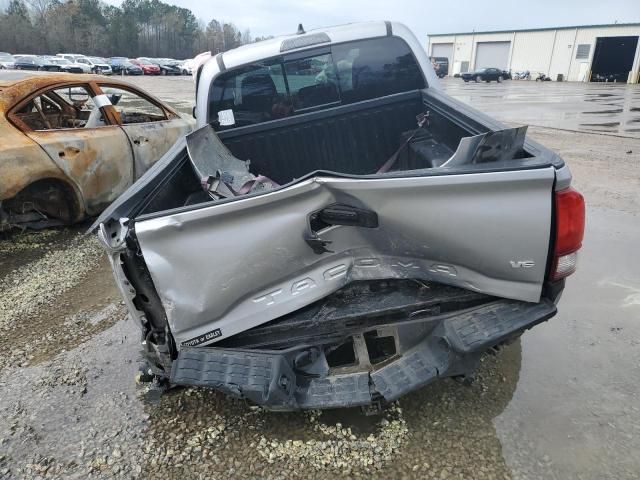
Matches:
[[0, 0, 272, 59]]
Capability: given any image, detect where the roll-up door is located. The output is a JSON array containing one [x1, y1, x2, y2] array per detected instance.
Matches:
[[475, 41, 510, 70]]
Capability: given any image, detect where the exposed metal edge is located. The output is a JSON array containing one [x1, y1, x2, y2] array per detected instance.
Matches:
[[385, 21, 393, 36], [216, 53, 225, 72], [554, 164, 572, 191]]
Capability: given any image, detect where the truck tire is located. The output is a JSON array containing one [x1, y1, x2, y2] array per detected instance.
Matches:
[[475, 75, 481, 82]]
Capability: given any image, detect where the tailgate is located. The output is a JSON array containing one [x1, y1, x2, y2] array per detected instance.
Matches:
[[133, 166, 555, 348]]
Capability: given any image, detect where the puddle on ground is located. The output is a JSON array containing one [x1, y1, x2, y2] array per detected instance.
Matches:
[[442, 80, 640, 138]]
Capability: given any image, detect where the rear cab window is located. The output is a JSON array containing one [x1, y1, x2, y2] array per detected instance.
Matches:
[[209, 36, 425, 129]]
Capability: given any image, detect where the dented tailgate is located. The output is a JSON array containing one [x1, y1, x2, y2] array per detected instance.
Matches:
[[133, 166, 555, 348]]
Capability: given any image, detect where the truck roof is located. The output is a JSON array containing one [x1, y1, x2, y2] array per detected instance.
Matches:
[[222, 22, 387, 68]]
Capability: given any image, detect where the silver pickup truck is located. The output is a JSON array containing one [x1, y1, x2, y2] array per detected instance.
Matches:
[[94, 21, 585, 410]]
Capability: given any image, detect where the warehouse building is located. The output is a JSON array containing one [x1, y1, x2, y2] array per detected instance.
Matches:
[[427, 23, 640, 83]]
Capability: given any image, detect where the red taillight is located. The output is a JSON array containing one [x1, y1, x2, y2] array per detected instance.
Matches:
[[551, 187, 585, 280]]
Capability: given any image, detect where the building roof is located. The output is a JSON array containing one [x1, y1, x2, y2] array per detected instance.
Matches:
[[428, 22, 640, 37]]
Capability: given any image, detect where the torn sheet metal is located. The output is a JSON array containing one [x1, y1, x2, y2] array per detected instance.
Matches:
[[441, 126, 528, 168]]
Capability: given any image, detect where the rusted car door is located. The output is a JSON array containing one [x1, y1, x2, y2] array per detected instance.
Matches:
[[97, 84, 192, 179], [11, 83, 134, 215]]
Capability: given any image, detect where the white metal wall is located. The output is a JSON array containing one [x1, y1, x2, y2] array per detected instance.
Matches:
[[548, 28, 578, 81], [509, 30, 556, 75], [428, 24, 640, 83]]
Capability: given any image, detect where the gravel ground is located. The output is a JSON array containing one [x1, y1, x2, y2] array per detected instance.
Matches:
[[0, 77, 638, 480]]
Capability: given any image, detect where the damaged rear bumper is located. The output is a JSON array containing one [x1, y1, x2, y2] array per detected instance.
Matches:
[[170, 299, 556, 409]]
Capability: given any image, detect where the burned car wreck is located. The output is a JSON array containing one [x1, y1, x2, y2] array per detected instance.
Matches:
[[95, 21, 584, 410], [0, 71, 192, 230]]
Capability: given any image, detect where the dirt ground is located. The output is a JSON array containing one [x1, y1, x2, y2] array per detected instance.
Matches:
[[0, 76, 639, 480]]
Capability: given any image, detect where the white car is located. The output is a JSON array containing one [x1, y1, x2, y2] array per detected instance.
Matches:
[[57, 54, 92, 73], [180, 52, 211, 76], [179, 59, 195, 75], [76, 56, 113, 75], [0, 52, 15, 70]]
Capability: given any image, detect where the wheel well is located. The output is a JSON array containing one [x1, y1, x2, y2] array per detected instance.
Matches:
[[3, 178, 83, 223]]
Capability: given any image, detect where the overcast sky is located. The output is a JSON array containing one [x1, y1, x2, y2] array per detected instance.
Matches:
[[104, 0, 639, 39]]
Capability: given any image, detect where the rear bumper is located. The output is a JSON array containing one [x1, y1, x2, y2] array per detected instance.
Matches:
[[170, 299, 556, 409]]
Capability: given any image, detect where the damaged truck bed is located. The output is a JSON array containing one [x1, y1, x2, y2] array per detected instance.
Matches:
[[94, 21, 584, 410]]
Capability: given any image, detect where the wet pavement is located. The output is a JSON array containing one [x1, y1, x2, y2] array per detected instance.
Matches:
[[0, 76, 639, 479], [441, 77, 640, 138]]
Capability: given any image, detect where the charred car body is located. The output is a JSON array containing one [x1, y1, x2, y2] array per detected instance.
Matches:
[[0, 71, 193, 229], [96, 21, 585, 410]]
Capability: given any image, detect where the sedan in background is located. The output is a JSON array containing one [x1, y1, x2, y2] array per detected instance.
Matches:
[[44, 57, 84, 74], [75, 56, 112, 75], [153, 59, 182, 75], [179, 59, 194, 75], [0, 71, 194, 230], [109, 59, 143, 75], [461, 68, 511, 83], [131, 59, 161, 75], [0, 52, 15, 70], [14, 56, 63, 71]]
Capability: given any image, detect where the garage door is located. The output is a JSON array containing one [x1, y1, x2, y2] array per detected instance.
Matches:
[[475, 41, 511, 70], [431, 43, 453, 65]]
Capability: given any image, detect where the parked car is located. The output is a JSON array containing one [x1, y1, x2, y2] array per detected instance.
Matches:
[[179, 59, 194, 75], [461, 67, 511, 83], [43, 57, 84, 74], [131, 59, 161, 75], [429, 56, 449, 78], [76, 56, 112, 75], [0, 52, 15, 70], [109, 58, 143, 75], [13, 56, 63, 72], [56, 54, 92, 73], [56, 53, 85, 62], [150, 58, 182, 75], [94, 21, 584, 411], [0, 71, 193, 230]]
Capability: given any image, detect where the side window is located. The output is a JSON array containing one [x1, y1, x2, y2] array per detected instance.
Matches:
[[332, 37, 425, 104], [284, 53, 340, 111], [11, 85, 108, 131], [99, 86, 167, 124]]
